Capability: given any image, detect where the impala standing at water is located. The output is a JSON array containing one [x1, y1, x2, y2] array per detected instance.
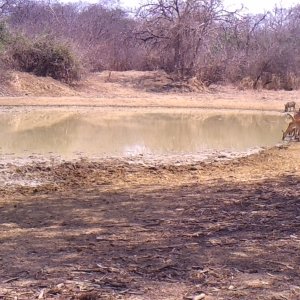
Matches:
[[282, 119, 300, 141]]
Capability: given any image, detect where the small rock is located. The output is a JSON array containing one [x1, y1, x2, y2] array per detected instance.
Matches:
[[189, 166, 198, 171], [193, 293, 206, 300], [78, 292, 98, 300]]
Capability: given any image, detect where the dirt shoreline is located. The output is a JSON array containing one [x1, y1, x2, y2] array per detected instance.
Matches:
[[0, 92, 296, 111], [0, 88, 300, 299]]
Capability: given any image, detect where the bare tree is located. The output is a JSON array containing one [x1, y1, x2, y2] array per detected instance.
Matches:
[[135, 0, 234, 78]]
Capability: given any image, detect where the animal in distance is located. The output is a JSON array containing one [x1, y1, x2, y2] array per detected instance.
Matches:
[[284, 101, 296, 112]]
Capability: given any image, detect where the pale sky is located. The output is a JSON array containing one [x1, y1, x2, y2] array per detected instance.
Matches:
[[62, 0, 299, 13], [222, 0, 298, 13]]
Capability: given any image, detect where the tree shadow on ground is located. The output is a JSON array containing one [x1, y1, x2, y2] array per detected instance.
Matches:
[[0, 174, 299, 299]]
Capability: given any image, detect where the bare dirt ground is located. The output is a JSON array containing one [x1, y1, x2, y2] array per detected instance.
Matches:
[[0, 70, 299, 111], [0, 71, 300, 300]]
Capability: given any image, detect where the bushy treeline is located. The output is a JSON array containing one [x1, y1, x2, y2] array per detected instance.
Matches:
[[0, 22, 81, 83], [0, 0, 300, 89]]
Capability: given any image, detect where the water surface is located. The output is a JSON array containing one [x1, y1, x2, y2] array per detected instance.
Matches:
[[0, 111, 286, 158]]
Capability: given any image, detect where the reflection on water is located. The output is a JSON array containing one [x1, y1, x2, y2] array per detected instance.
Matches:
[[0, 112, 286, 157]]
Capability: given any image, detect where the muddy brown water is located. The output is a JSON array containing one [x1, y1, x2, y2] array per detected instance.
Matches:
[[0, 111, 287, 158]]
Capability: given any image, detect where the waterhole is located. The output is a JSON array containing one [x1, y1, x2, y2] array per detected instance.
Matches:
[[0, 111, 286, 158]]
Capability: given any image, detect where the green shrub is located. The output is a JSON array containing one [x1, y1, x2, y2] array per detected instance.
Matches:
[[8, 35, 82, 84], [0, 21, 10, 51]]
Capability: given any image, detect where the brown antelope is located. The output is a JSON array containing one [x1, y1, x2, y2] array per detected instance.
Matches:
[[293, 110, 300, 120], [282, 120, 300, 141], [286, 113, 300, 121], [284, 101, 296, 112]]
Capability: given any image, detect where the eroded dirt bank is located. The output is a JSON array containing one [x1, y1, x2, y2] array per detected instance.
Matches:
[[1, 71, 299, 113], [0, 141, 299, 300]]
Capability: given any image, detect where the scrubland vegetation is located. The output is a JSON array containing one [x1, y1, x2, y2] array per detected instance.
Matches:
[[1, 3, 300, 300], [0, 0, 300, 89]]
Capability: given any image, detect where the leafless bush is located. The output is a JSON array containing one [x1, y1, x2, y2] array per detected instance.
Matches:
[[7, 1, 146, 72]]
